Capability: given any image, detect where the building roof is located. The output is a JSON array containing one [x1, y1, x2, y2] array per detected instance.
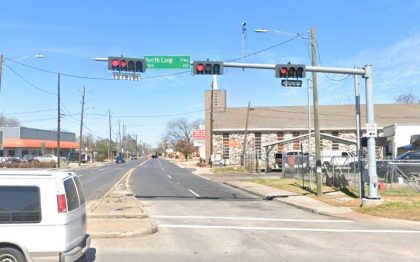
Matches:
[[213, 104, 420, 132]]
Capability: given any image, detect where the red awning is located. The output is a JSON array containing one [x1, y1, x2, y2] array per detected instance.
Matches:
[[2, 139, 80, 149]]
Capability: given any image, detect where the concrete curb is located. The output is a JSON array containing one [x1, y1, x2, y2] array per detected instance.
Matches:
[[86, 163, 158, 238], [88, 218, 158, 238], [223, 181, 353, 220]]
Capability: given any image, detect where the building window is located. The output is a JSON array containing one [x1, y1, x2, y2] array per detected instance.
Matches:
[[332, 131, 339, 150], [223, 133, 229, 159], [277, 132, 284, 152], [255, 132, 261, 159], [293, 132, 300, 150]]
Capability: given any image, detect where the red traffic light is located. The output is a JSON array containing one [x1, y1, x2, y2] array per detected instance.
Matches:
[[280, 67, 287, 75], [196, 64, 204, 72], [275, 64, 306, 79], [111, 59, 119, 67], [120, 59, 127, 68], [192, 61, 224, 75], [108, 57, 147, 72]]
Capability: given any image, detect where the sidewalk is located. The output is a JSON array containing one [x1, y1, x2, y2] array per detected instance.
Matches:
[[225, 180, 355, 218], [86, 168, 157, 238], [178, 162, 380, 222]]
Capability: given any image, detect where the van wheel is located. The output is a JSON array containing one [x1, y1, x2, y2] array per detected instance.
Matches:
[[0, 247, 26, 262]]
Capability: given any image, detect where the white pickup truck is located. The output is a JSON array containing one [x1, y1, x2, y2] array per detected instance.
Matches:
[[321, 151, 357, 167]]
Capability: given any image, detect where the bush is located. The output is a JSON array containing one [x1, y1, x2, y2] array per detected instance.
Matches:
[[0, 162, 56, 168]]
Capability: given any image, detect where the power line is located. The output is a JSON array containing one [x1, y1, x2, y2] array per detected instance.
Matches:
[[5, 37, 300, 82], [4, 64, 56, 95], [1, 108, 57, 115], [227, 35, 299, 62], [86, 109, 205, 118], [314, 39, 352, 81]]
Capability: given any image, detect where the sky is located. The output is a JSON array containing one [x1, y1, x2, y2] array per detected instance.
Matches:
[[1, 0, 420, 147]]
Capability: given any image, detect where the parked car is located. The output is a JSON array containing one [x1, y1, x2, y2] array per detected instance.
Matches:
[[0, 170, 90, 262], [321, 150, 357, 167], [395, 151, 420, 176], [67, 153, 90, 163], [274, 153, 283, 168], [131, 154, 138, 160], [116, 155, 125, 163], [22, 155, 36, 163], [34, 154, 58, 163]]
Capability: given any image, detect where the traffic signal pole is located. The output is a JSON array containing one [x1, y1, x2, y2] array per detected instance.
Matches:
[[221, 62, 379, 199]]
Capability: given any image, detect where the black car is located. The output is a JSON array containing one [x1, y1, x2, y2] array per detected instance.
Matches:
[[116, 155, 125, 164], [131, 155, 137, 160], [68, 153, 90, 163], [395, 151, 420, 176], [151, 154, 158, 158]]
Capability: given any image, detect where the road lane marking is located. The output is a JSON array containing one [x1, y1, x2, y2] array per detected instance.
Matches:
[[153, 215, 353, 223], [195, 174, 211, 180], [188, 189, 200, 197], [159, 224, 420, 234], [167, 175, 173, 179]]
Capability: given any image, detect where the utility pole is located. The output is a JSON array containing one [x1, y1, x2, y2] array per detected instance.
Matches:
[[311, 26, 322, 196], [108, 109, 112, 160], [118, 120, 121, 153], [0, 54, 3, 92], [241, 101, 251, 166], [57, 73, 61, 168], [307, 78, 313, 190], [209, 84, 214, 166], [78, 86, 86, 167]]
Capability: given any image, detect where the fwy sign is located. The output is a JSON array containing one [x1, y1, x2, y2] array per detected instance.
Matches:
[[145, 56, 190, 69]]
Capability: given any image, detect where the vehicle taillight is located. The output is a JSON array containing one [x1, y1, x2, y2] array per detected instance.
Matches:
[[57, 194, 67, 213]]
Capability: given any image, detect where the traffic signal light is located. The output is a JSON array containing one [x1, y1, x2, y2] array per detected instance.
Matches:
[[192, 61, 224, 75], [108, 57, 147, 72], [275, 64, 306, 78]]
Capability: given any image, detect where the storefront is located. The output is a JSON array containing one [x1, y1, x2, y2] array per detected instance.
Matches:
[[0, 127, 79, 158]]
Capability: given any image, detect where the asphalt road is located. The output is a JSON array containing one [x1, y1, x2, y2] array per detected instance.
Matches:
[[129, 157, 253, 200], [76, 157, 147, 202], [83, 158, 420, 262]]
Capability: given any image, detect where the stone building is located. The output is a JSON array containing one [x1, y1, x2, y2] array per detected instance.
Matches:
[[204, 89, 420, 168]]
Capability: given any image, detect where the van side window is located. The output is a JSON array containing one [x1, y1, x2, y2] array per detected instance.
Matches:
[[0, 186, 41, 223], [64, 178, 80, 211], [73, 177, 85, 205], [342, 152, 348, 157]]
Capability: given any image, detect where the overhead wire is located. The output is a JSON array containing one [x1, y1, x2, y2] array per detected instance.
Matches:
[[4, 64, 57, 95]]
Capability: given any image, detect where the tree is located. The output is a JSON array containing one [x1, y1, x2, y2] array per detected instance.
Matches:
[[395, 93, 420, 104], [0, 116, 20, 127], [164, 118, 203, 161]]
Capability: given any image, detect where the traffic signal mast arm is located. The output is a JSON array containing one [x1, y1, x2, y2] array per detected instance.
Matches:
[[221, 62, 366, 76]]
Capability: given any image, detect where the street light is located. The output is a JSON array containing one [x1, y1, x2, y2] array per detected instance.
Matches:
[[3, 53, 45, 65], [0, 53, 45, 90], [255, 29, 310, 41]]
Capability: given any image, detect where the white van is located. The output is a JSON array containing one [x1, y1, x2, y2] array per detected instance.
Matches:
[[0, 170, 90, 262], [321, 150, 357, 166]]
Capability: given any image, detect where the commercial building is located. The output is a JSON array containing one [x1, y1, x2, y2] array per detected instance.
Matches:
[[204, 89, 420, 168], [0, 127, 79, 158]]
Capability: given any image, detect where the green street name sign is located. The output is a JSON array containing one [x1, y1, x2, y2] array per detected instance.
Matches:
[[144, 56, 190, 69]]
